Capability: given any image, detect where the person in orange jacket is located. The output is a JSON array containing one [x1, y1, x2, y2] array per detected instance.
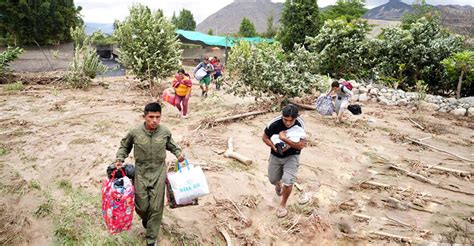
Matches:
[[172, 68, 193, 118]]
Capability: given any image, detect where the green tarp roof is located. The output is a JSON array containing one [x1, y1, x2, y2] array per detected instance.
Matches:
[[176, 29, 273, 48]]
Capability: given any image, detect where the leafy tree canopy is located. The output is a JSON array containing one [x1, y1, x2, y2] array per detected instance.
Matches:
[[175, 9, 196, 31], [321, 0, 368, 23], [0, 0, 83, 45], [278, 0, 321, 51], [238, 17, 257, 37], [114, 4, 182, 83]]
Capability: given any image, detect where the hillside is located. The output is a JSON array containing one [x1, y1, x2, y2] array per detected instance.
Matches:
[[196, 0, 283, 35], [363, 0, 412, 21]]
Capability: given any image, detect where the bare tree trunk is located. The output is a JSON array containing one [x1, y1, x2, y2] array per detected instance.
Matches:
[[456, 69, 464, 99]]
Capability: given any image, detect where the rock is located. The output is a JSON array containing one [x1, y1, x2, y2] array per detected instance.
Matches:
[[358, 94, 369, 102], [370, 88, 379, 95], [439, 108, 448, 113], [352, 94, 359, 102], [462, 103, 470, 109], [379, 99, 389, 105], [468, 107, 474, 117], [459, 96, 474, 106], [371, 98, 378, 103], [352, 89, 360, 94], [359, 86, 368, 93], [447, 98, 457, 104], [367, 84, 373, 90], [381, 88, 387, 93], [451, 108, 466, 117], [398, 99, 409, 106], [418, 101, 439, 112], [349, 80, 359, 88]]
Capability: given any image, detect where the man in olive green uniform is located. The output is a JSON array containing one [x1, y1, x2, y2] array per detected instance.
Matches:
[[115, 102, 184, 246]]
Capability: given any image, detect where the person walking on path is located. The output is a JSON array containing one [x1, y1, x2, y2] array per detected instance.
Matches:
[[115, 102, 185, 246], [172, 68, 192, 118], [261, 104, 306, 218], [193, 56, 213, 97], [330, 80, 353, 123]]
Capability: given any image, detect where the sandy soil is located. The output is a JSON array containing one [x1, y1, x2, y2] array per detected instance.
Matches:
[[0, 76, 473, 245]]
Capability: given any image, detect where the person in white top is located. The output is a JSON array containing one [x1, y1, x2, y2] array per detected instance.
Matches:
[[330, 80, 353, 123]]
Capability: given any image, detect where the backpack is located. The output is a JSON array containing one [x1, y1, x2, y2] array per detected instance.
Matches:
[[340, 80, 353, 91]]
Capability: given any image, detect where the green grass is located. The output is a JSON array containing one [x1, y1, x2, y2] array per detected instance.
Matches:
[[34, 196, 54, 218], [5, 81, 24, 91], [53, 184, 144, 245], [69, 138, 96, 145], [29, 180, 41, 190], [0, 147, 9, 156]]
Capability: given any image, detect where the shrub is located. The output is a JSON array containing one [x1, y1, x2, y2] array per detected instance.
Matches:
[[64, 26, 107, 89]]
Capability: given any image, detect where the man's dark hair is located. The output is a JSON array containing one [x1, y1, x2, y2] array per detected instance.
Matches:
[[144, 102, 161, 115], [178, 68, 185, 74], [282, 104, 298, 118], [331, 81, 340, 88]]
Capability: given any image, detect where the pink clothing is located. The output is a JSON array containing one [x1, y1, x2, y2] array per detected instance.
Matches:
[[172, 74, 192, 89], [174, 93, 190, 116]]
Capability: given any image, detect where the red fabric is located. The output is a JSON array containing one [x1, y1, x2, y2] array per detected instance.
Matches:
[[101, 171, 135, 234], [172, 74, 192, 88], [162, 89, 176, 106]]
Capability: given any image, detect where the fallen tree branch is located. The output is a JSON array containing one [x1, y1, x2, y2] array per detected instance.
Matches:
[[227, 195, 251, 226], [288, 99, 316, 110], [370, 231, 412, 243], [218, 227, 233, 246], [353, 213, 372, 221], [223, 137, 252, 165], [406, 117, 425, 130], [389, 165, 474, 196], [406, 137, 474, 162], [214, 110, 268, 124], [360, 180, 445, 205], [389, 165, 438, 185], [427, 165, 471, 177]]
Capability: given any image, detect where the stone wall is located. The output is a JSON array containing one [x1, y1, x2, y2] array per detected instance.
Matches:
[[348, 80, 474, 117]]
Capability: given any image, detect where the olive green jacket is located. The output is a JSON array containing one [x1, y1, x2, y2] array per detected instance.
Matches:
[[116, 124, 182, 175]]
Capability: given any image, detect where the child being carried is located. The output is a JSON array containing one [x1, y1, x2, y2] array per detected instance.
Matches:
[[270, 125, 306, 155]]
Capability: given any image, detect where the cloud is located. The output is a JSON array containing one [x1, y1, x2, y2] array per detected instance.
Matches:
[[75, 0, 473, 24]]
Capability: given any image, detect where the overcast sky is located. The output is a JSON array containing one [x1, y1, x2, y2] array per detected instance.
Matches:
[[75, 0, 473, 24]]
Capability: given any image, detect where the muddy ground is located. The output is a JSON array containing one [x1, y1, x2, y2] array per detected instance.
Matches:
[[0, 75, 473, 245]]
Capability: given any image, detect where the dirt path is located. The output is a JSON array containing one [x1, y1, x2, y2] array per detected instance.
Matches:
[[1, 77, 473, 245]]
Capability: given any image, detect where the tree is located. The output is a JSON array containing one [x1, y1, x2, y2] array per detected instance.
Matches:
[[238, 17, 257, 37], [0, 0, 83, 45], [320, 0, 367, 23], [114, 4, 182, 84], [171, 11, 178, 25], [264, 11, 277, 38], [442, 51, 474, 99], [207, 29, 214, 35], [306, 19, 371, 79], [227, 41, 326, 102], [278, 0, 321, 51], [401, 0, 438, 29], [175, 9, 196, 31], [374, 17, 463, 93]]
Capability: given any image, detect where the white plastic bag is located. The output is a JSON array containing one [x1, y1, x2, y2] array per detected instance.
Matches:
[[194, 67, 207, 81], [167, 160, 209, 205]]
